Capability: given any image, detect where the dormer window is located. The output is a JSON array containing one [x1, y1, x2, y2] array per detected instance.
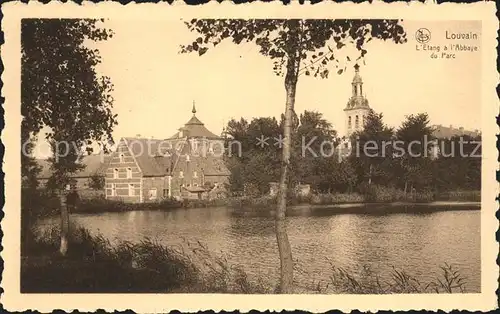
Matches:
[[355, 115, 359, 129], [127, 167, 132, 179], [186, 155, 190, 162], [113, 168, 119, 179], [119, 153, 124, 163], [348, 116, 352, 129]]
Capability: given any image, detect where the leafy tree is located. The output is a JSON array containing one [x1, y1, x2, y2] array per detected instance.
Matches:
[[432, 134, 481, 192], [349, 109, 394, 187], [293, 111, 339, 191], [88, 174, 105, 190], [182, 19, 406, 292], [395, 113, 434, 193], [21, 19, 116, 255], [225, 117, 281, 194], [21, 123, 41, 190]]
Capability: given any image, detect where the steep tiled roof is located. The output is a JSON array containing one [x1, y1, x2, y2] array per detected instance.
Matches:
[[202, 156, 231, 176], [120, 136, 230, 178], [36, 154, 111, 179], [123, 137, 184, 177], [169, 114, 221, 139], [432, 125, 481, 139]]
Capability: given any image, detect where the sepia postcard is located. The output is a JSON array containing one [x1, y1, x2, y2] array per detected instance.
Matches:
[[1, 1, 498, 312]]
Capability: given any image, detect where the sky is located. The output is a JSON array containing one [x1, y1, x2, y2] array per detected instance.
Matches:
[[33, 19, 481, 158]]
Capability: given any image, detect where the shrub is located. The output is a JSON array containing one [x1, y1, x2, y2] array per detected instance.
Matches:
[[436, 190, 481, 202], [309, 193, 365, 205]]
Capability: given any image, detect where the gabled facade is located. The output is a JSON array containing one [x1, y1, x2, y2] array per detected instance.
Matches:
[[105, 138, 144, 202], [105, 104, 230, 203]]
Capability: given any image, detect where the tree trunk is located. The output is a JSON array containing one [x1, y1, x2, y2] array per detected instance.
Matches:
[[59, 189, 69, 256], [368, 164, 373, 185], [275, 54, 298, 293]]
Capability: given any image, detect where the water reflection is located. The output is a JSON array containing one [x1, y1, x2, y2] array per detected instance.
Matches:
[[59, 204, 480, 292]]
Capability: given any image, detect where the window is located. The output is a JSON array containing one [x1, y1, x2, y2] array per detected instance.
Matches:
[[127, 167, 132, 179], [355, 115, 359, 128], [193, 171, 198, 178], [348, 116, 352, 129], [179, 171, 184, 178], [149, 188, 157, 200], [119, 153, 124, 163], [193, 183, 198, 187], [163, 189, 170, 198], [113, 168, 119, 179], [111, 183, 116, 196], [129, 184, 135, 196]]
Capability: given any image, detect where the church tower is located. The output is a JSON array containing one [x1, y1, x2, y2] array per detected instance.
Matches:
[[344, 64, 371, 137]]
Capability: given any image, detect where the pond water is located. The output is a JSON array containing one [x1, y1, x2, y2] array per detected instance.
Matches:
[[42, 204, 481, 292]]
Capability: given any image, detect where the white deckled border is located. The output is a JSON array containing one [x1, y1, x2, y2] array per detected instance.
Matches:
[[1, 1, 498, 312]]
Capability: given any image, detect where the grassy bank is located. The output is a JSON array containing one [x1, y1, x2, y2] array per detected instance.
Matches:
[[228, 188, 480, 209], [23, 223, 270, 293], [22, 225, 469, 294], [27, 187, 480, 216]]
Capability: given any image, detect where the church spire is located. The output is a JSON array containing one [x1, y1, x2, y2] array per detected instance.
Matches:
[[192, 100, 197, 115], [352, 64, 363, 97]]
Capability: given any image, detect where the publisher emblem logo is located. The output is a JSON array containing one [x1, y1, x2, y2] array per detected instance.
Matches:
[[415, 28, 431, 44]]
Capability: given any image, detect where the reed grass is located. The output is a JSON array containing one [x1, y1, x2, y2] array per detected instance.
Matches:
[[22, 224, 469, 294]]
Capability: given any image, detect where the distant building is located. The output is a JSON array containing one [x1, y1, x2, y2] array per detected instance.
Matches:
[[429, 125, 481, 159], [432, 124, 481, 139], [105, 103, 230, 203], [36, 154, 110, 198]]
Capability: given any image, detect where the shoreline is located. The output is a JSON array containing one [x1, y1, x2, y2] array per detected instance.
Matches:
[[67, 200, 481, 217], [290, 201, 481, 210]]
